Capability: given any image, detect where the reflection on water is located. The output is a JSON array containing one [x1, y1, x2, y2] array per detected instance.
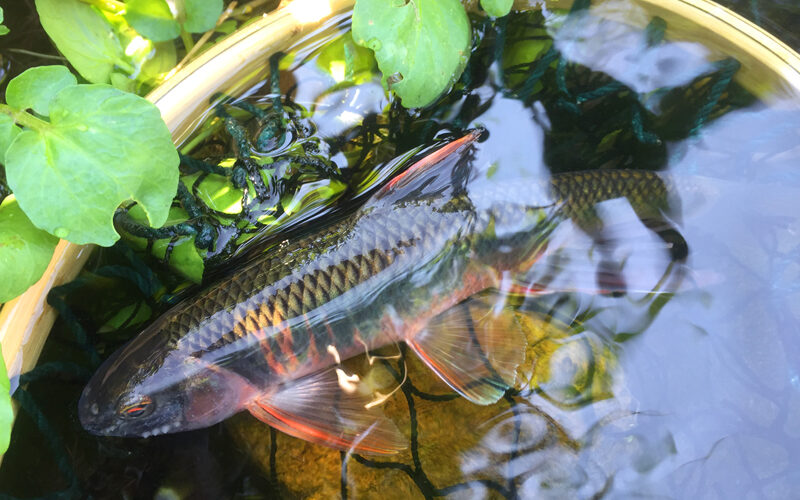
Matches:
[[449, 6, 800, 499], [223, 2, 800, 496], [3, 1, 800, 498]]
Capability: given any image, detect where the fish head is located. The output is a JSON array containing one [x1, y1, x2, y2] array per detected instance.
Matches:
[[79, 316, 257, 438]]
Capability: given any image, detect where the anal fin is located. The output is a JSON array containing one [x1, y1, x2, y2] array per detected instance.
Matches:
[[408, 296, 526, 406], [246, 365, 406, 455]]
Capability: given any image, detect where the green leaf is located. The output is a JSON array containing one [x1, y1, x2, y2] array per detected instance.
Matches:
[[0, 8, 7, 37], [316, 32, 378, 84], [480, 0, 513, 17], [0, 343, 12, 455], [501, 22, 551, 87], [109, 72, 135, 92], [0, 197, 59, 303], [139, 41, 178, 86], [352, 0, 471, 108], [125, 204, 205, 282], [5, 66, 78, 116], [35, 0, 126, 84], [0, 6, 8, 37], [0, 115, 21, 163], [214, 19, 237, 35], [182, 0, 223, 33], [4, 85, 179, 246], [125, 0, 181, 42], [98, 300, 152, 333], [182, 172, 242, 214]]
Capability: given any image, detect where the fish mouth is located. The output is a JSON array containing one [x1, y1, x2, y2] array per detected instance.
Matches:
[[81, 419, 184, 438], [137, 421, 183, 438]]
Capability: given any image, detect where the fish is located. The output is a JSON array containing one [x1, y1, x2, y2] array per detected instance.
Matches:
[[79, 130, 687, 454]]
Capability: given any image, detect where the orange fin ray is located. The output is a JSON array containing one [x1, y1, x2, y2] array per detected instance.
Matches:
[[408, 296, 526, 406], [246, 366, 406, 455]]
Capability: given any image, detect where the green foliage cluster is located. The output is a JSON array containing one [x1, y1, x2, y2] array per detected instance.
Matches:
[[0, 66, 179, 289], [34, 0, 223, 92], [0, 0, 230, 454]]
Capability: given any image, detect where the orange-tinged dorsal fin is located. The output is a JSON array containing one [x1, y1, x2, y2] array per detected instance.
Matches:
[[407, 296, 527, 406], [246, 365, 406, 455], [368, 130, 482, 207]]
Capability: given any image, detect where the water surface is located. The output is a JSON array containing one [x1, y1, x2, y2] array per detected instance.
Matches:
[[2, 1, 800, 498]]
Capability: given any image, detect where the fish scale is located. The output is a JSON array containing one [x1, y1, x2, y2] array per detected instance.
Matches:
[[551, 169, 671, 221]]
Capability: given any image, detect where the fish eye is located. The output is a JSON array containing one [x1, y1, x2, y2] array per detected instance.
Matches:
[[117, 394, 154, 419]]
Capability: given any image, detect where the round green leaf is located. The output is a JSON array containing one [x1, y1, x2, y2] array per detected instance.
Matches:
[[480, 0, 513, 17], [352, 0, 471, 108], [0, 343, 11, 455], [182, 0, 223, 34], [34, 0, 125, 84], [4, 84, 179, 246], [125, 0, 181, 42], [5, 66, 78, 116], [0, 197, 59, 303]]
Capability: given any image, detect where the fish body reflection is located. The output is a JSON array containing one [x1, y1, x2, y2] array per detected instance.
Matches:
[[79, 131, 685, 454]]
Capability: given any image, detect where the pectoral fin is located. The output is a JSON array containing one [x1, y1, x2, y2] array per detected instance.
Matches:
[[408, 297, 526, 405], [246, 365, 406, 455]]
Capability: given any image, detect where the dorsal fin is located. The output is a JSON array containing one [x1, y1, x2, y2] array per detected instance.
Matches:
[[367, 130, 482, 209]]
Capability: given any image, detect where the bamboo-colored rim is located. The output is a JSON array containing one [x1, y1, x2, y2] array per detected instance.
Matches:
[[634, 0, 800, 96], [0, 0, 798, 453], [150, 0, 358, 146]]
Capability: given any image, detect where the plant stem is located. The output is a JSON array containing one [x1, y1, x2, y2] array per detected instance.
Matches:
[[79, 0, 126, 13], [6, 49, 67, 62], [173, 1, 238, 73], [0, 105, 50, 130], [180, 118, 223, 155], [114, 58, 136, 75], [180, 30, 195, 53]]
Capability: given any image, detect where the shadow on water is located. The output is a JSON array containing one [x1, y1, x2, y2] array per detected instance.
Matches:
[[2, 0, 800, 498]]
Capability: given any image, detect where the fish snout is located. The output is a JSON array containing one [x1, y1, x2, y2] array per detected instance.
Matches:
[[78, 384, 116, 436]]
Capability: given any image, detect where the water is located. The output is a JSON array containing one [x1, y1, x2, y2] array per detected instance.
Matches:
[[2, 1, 800, 498]]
